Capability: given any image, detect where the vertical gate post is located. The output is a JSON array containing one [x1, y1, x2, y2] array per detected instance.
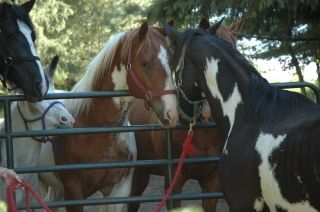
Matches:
[[165, 128, 174, 209], [4, 99, 14, 168]]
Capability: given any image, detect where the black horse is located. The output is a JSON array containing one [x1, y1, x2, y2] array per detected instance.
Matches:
[[0, 0, 47, 101], [165, 24, 320, 211]]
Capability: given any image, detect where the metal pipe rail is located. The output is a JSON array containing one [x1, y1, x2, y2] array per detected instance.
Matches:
[[1, 81, 319, 210], [0, 123, 216, 138], [14, 157, 220, 174], [18, 192, 224, 210]]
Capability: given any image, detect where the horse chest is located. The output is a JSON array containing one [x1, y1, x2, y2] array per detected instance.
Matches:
[[105, 131, 136, 161]]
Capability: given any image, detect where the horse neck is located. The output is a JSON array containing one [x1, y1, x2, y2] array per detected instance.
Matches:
[[73, 63, 133, 127], [1, 102, 42, 167], [11, 102, 29, 131], [201, 56, 250, 141]]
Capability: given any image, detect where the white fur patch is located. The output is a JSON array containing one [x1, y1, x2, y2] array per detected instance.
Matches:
[[254, 197, 265, 211], [158, 45, 177, 121], [111, 64, 133, 109], [17, 20, 47, 94], [106, 117, 137, 211], [255, 132, 316, 212], [204, 57, 242, 153]]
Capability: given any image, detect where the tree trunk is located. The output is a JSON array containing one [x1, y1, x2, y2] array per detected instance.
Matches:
[[201, 0, 211, 19], [288, 45, 307, 95]]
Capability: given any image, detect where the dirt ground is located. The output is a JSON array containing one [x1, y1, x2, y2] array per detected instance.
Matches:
[[82, 174, 229, 212], [135, 175, 229, 212]]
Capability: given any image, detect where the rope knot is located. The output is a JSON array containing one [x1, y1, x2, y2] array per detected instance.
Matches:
[[7, 179, 51, 212]]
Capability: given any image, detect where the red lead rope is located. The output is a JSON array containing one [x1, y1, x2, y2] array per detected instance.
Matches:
[[154, 121, 195, 212], [7, 179, 51, 212]]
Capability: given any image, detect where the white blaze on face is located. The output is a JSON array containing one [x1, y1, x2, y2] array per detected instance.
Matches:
[[255, 132, 316, 212], [17, 20, 47, 94], [204, 57, 242, 153], [157, 45, 178, 125]]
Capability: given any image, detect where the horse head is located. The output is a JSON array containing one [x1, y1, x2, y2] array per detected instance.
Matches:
[[168, 18, 244, 123], [124, 22, 178, 127], [16, 55, 74, 139], [0, 0, 47, 101]]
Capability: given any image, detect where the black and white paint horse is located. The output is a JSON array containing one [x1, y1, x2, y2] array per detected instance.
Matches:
[[165, 24, 320, 211], [0, 0, 47, 101], [0, 56, 74, 205]]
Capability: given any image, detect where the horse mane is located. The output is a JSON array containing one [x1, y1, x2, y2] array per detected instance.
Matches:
[[211, 35, 320, 124], [65, 27, 162, 117], [64, 32, 125, 117], [206, 30, 319, 126], [216, 25, 236, 47], [246, 73, 320, 126], [185, 29, 320, 126], [184, 28, 260, 78]]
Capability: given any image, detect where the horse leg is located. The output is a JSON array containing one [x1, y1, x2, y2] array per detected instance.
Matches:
[[105, 167, 135, 212], [62, 176, 85, 212], [199, 170, 220, 212], [39, 172, 65, 201], [128, 167, 150, 212]]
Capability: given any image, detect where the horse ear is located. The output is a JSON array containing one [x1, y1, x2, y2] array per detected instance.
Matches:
[[164, 23, 181, 47], [157, 20, 175, 36], [138, 21, 148, 40], [46, 55, 59, 82], [199, 17, 210, 30], [21, 0, 36, 13], [207, 17, 224, 35], [229, 16, 245, 36]]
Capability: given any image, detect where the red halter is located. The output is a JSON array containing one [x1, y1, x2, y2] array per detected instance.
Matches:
[[126, 42, 176, 110]]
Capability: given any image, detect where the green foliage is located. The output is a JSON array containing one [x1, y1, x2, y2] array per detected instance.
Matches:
[[0, 201, 6, 212], [1, 0, 318, 92], [9, 0, 151, 91], [147, 0, 320, 84], [147, 0, 211, 28]]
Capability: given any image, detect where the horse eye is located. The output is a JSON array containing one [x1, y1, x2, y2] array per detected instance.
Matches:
[[141, 61, 151, 69]]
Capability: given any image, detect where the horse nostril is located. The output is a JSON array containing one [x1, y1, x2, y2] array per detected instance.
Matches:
[[60, 116, 68, 123], [166, 110, 178, 126]]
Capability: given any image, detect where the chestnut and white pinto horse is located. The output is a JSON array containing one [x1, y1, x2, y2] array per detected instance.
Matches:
[[40, 22, 178, 212], [0, 56, 74, 205]]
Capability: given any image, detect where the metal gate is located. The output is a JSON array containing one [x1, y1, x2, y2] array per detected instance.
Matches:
[[1, 82, 319, 210]]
